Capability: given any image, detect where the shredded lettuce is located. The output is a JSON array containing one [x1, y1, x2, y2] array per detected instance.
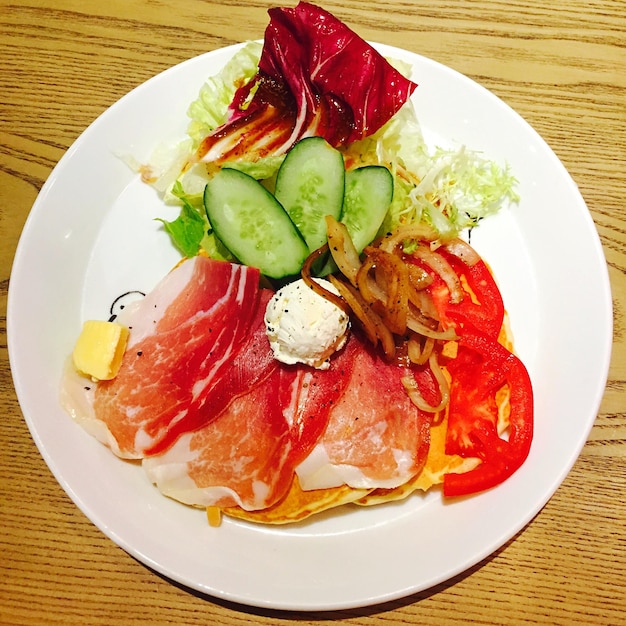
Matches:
[[343, 99, 519, 240], [403, 144, 520, 236]]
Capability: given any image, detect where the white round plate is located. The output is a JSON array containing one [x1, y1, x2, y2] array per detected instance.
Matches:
[[7, 42, 612, 611]]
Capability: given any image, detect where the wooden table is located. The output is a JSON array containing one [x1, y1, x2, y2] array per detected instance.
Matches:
[[1, 1, 624, 624]]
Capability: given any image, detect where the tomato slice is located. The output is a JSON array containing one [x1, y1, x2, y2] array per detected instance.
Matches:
[[442, 327, 533, 496], [428, 251, 505, 339]]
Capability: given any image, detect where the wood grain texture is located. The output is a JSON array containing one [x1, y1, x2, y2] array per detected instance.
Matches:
[[1, 1, 624, 624]]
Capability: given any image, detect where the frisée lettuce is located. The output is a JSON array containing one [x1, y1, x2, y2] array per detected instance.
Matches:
[[342, 102, 520, 239]]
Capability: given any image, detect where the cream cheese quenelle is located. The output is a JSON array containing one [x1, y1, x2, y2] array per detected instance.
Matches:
[[264, 278, 349, 370]]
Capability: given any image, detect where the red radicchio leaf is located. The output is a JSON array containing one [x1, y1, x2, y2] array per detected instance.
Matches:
[[198, 1, 418, 164]]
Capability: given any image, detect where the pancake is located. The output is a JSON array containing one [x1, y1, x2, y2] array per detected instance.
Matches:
[[219, 406, 472, 523], [354, 409, 480, 507], [217, 338, 514, 524], [221, 475, 373, 525]]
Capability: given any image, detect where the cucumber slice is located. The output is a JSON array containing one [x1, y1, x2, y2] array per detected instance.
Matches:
[[319, 166, 394, 276], [203, 168, 309, 279], [274, 136, 345, 253], [342, 166, 394, 252]]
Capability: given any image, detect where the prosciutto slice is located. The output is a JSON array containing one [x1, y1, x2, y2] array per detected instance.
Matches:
[[92, 256, 263, 457], [296, 339, 432, 491], [143, 339, 357, 511], [143, 367, 295, 510], [145, 287, 277, 455]]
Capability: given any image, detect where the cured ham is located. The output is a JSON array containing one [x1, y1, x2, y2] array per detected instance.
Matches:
[[296, 340, 432, 491], [143, 338, 358, 511], [144, 367, 295, 510], [149, 287, 277, 455], [64, 256, 433, 515], [92, 256, 263, 457]]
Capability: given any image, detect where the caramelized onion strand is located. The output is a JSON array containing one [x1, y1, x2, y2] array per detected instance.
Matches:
[[401, 353, 450, 413], [325, 216, 361, 285], [412, 245, 464, 304], [328, 275, 396, 360], [301, 244, 350, 313]]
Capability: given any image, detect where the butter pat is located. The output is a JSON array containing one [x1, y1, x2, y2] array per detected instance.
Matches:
[[72, 320, 130, 381]]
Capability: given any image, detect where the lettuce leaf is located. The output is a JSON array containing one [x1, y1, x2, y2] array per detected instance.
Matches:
[[155, 195, 206, 258], [257, 1, 418, 144], [157, 181, 235, 260], [187, 41, 263, 148]]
